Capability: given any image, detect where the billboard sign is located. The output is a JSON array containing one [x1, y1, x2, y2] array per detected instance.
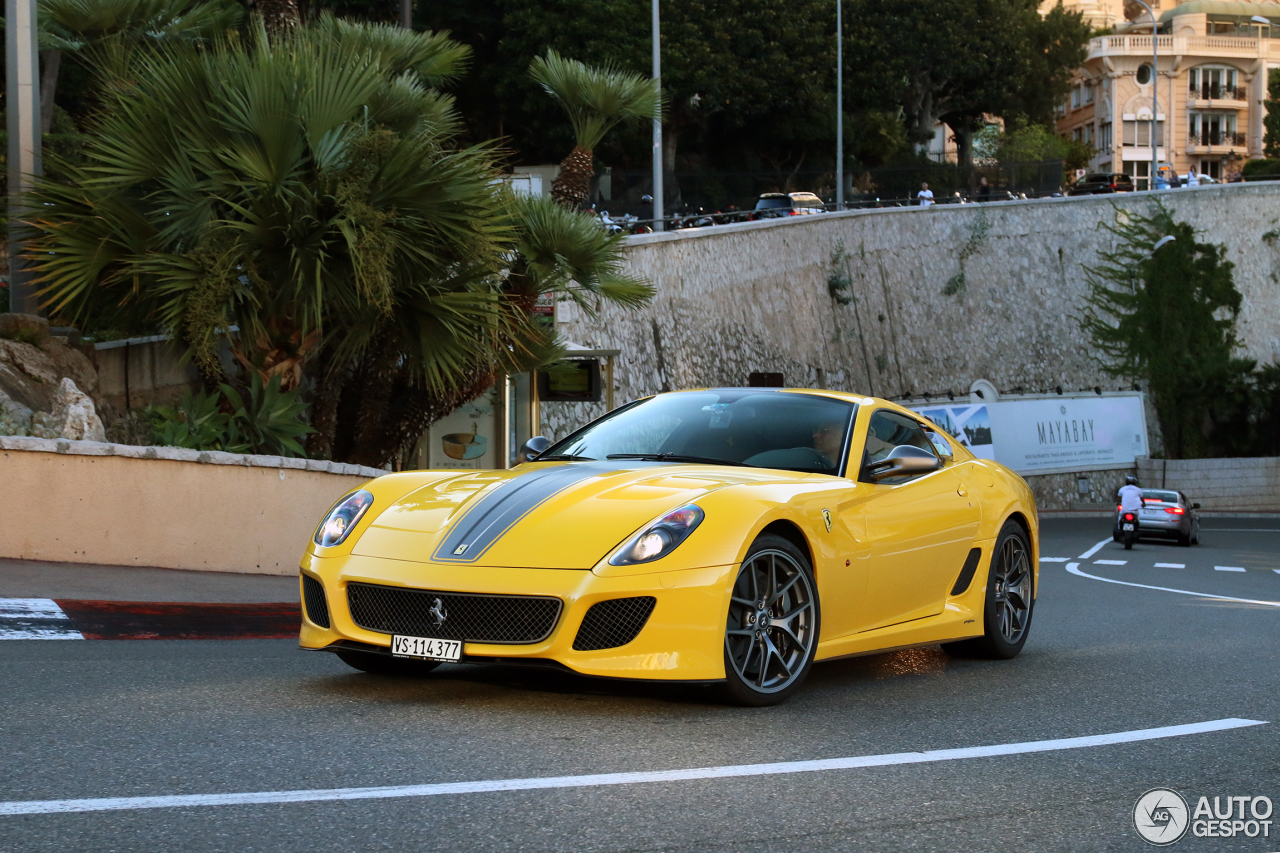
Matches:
[[914, 394, 1148, 475]]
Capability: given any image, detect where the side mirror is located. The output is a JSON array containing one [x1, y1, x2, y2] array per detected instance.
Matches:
[[515, 435, 550, 464], [1192, 502, 1201, 509], [863, 445, 942, 482]]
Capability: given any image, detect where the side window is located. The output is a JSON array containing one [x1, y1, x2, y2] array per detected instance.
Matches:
[[860, 410, 938, 482], [926, 430, 954, 459]]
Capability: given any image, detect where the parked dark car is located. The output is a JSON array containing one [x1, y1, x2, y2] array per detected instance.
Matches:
[[1068, 173, 1135, 195], [1112, 488, 1201, 547], [753, 192, 827, 218]]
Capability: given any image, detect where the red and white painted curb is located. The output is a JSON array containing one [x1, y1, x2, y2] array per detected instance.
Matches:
[[0, 598, 300, 640]]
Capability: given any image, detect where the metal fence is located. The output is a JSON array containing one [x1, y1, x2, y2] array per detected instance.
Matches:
[[587, 161, 1067, 221]]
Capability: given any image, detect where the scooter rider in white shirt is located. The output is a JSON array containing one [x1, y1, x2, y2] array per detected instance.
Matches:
[[1117, 475, 1145, 548]]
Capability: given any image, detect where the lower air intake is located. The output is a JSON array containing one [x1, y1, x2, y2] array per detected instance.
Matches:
[[951, 548, 983, 596], [301, 573, 331, 629], [347, 583, 561, 644], [572, 597, 657, 651]]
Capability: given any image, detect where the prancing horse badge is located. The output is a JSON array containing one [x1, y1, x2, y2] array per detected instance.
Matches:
[[821, 508, 833, 533]]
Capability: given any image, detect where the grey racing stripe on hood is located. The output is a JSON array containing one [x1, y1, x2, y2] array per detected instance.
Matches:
[[430, 461, 660, 564]]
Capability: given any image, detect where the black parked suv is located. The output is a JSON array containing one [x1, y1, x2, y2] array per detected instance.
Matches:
[[1068, 173, 1135, 195]]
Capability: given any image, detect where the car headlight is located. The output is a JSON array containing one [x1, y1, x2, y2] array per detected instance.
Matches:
[[314, 490, 374, 548], [609, 504, 704, 566]]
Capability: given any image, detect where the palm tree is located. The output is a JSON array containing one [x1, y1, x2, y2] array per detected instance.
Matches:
[[27, 19, 652, 466], [528, 50, 661, 209]]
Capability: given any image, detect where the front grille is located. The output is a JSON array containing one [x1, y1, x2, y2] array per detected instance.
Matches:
[[572, 597, 657, 651], [950, 548, 983, 596], [346, 583, 561, 644], [301, 573, 331, 629]]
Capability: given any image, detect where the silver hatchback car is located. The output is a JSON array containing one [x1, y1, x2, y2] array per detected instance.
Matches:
[[1113, 488, 1201, 546]]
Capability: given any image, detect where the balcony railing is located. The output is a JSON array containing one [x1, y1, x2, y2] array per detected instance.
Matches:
[[1189, 83, 1247, 101], [1088, 34, 1267, 57], [1192, 129, 1247, 146]]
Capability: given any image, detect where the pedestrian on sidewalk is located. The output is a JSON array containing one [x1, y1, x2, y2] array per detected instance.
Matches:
[[917, 182, 934, 207]]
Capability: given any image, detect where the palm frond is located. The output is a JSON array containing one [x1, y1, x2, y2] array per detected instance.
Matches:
[[528, 49, 661, 150]]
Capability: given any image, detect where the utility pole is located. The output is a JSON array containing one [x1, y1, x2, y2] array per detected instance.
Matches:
[[400, 0, 411, 29], [1132, 0, 1159, 190], [6, 0, 42, 315], [652, 0, 664, 232], [835, 0, 844, 211]]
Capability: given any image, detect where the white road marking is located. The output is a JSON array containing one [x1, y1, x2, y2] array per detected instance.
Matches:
[[0, 719, 1263, 816], [1095, 559, 1128, 566], [1039, 558, 1069, 563], [1066, 563, 1280, 607], [0, 599, 83, 640], [1154, 563, 1185, 569], [1275, 570, 1280, 575], [1078, 538, 1111, 560], [1215, 566, 1247, 573]]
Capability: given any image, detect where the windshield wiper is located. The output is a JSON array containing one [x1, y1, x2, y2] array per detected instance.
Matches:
[[535, 454, 596, 461], [607, 453, 756, 468]]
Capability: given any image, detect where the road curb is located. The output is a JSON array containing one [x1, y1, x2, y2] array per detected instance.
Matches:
[[0, 599, 299, 640]]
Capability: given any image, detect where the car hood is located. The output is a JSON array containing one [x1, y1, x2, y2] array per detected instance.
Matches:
[[351, 460, 796, 569]]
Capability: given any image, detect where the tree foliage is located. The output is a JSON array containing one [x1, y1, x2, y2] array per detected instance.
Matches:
[[26, 18, 652, 466], [1265, 68, 1280, 159], [1080, 204, 1252, 459]]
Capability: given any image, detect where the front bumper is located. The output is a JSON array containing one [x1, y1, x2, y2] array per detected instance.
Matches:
[[298, 553, 734, 681]]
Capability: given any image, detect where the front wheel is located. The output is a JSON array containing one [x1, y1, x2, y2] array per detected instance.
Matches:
[[720, 535, 820, 706], [943, 521, 1034, 659]]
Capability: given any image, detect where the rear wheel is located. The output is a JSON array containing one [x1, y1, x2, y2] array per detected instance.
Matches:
[[943, 521, 1034, 659], [720, 534, 820, 707], [335, 649, 441, 676]]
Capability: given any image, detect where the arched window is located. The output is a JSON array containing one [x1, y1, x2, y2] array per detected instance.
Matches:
[[1136, 64, 1153, 85]]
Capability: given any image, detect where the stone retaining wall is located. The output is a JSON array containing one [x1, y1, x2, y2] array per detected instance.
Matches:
[[1137, 456, 1280, 512], [0, 437, 382, 575]]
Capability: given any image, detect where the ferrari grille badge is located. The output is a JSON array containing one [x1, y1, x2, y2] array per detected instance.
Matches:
[[453, 543, 469, 555], [821, 508, 832, 533], [430, 597, 448, 627]]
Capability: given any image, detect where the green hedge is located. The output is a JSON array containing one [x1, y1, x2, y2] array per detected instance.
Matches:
[[1242, 159, 1280, 180]]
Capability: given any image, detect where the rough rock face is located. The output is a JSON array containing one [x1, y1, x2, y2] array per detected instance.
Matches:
[[0, 313, 100, 438], [30, 378, 106, 442]]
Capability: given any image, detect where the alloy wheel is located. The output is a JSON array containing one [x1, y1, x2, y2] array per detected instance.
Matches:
[[991, 536, 1032, 645], [725, 549, 816, 694]]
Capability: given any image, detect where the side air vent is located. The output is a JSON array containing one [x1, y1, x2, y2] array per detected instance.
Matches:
[[950, 548, 983, 596], [572, 597, 657, 651], [301, 573, 331, 629]]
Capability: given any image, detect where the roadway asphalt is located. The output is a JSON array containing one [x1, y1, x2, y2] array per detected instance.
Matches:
[[1, 516, 1278, 852]]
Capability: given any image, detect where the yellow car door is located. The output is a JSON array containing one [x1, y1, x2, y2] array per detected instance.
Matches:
[[855, 410, 981, 632]]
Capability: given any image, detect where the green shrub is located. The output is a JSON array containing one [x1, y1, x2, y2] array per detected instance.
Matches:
[[1242, 159, 1280, 180], [148, 376, 313, 457]]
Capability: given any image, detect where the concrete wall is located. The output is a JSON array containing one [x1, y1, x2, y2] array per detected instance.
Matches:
[[542, 183, 1280, 500], [1137, 456, 1280, 512], [87, 336, 200, 411], [0, 437, 382, 575]]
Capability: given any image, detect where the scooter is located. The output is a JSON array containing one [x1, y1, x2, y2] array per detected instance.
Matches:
[[1119, 511, 1138, 550]]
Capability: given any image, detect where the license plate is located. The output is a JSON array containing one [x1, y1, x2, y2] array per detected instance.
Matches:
[[1122, 523, 1135, 531], [391, 634, 462, 662]]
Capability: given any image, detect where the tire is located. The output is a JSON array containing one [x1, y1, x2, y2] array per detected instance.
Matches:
[[335, 649, 441, 677], [1177, 531, 1191, 547], [943, 521, 1034, 660], [1112, 530, 1121, 543], [1192, 522, 1200, 545], [719, 534, 820, 707]]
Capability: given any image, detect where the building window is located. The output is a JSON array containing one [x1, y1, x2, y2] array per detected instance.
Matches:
[[1137, 64, 1153, 85], [1189, 66, 1242, 100], [1122, 119, 1165, 147], [1084, 84, 1095, 104], [1100, 122, 1113, 150], [1071, 87, 1081, 109], [1189, 112, 1242, 146]]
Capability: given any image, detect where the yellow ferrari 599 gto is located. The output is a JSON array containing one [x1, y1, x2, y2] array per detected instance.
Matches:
[[299, 388, 1039, 705]]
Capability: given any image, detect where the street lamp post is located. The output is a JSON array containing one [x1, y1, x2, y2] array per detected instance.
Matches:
[[1131, 0, 1159, 191], [5, 0, 42, 315], [835, 0, 844, 211], [652, 0, 664, 232]]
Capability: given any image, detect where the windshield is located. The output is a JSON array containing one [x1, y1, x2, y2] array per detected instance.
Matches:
[[542, 390, 857, 476]]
